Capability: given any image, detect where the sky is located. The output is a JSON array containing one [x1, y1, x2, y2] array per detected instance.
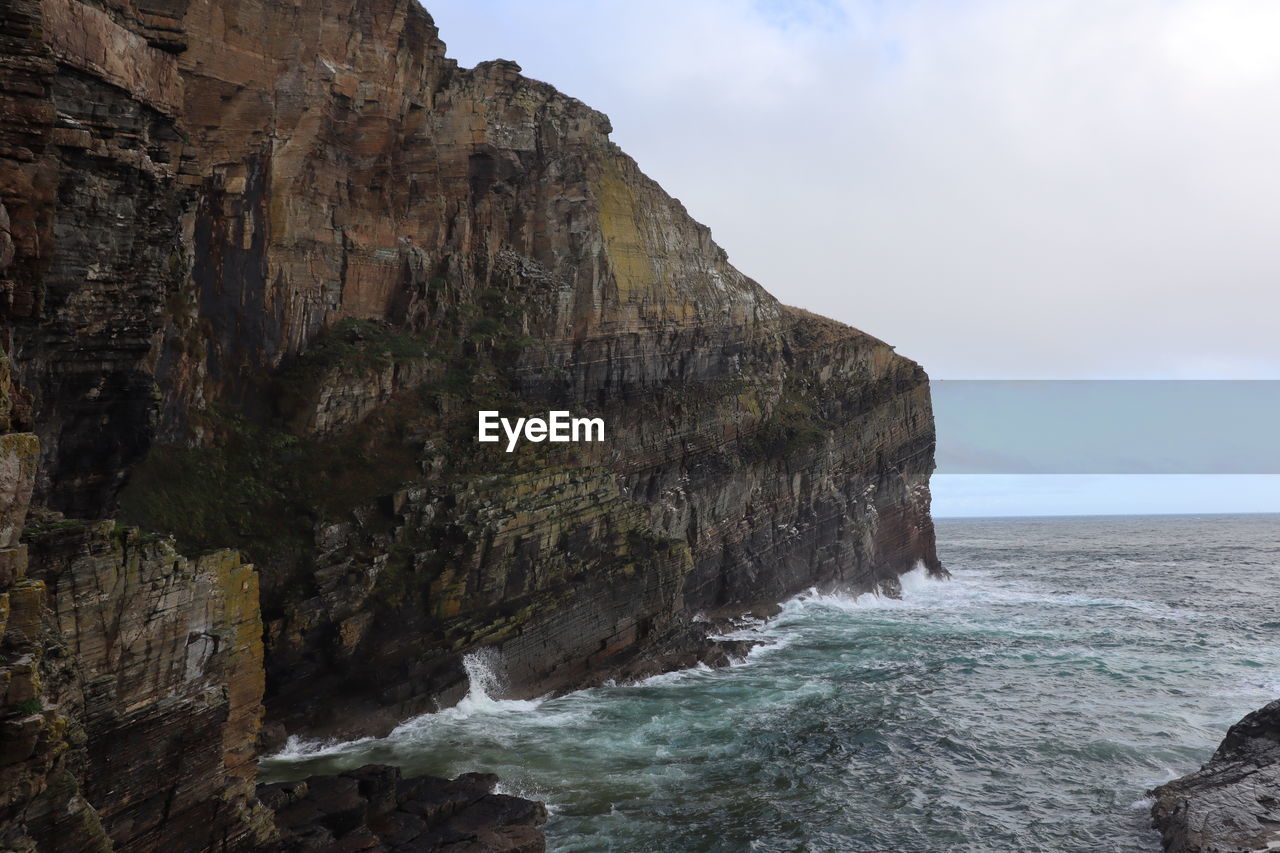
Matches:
[[425, 0, 1280, 515]]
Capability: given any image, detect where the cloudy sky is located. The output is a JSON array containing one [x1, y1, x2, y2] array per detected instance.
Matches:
[[427, 0, 1280, 514]]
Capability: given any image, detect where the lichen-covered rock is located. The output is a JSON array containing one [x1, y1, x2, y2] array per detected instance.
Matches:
[[1150, 699, 1280, 853], [0, 346, 112, 853], [21, 522, 274, 851]]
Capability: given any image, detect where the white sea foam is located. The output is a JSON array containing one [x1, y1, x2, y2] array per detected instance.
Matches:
[[450, 648, 546, 716], [775, 564, 949, 617], [494, 779, 558, 813], [268, 732, 376, 761], [631, 661, 717, 689], [393, 649, 547, 736], [709, 570, 950, 661], [900, 561, 938, 596], [739, 634, 793, 661], [1141, 768, 1185, 790]]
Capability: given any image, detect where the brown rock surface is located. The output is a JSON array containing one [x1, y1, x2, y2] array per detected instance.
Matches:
[[23, 522, 273, 850], [1, 0, 941, 743]]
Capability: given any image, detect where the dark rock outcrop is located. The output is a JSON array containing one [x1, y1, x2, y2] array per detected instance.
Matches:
[[258, 764, 546, 852], [1150, 699, 1280, 853]]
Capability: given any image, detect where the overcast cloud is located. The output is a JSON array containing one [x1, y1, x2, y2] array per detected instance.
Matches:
[[426, 0, 1280, 380]]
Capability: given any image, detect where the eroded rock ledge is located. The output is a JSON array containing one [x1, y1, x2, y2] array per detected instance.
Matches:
[[1150, 699, 1280, 853]]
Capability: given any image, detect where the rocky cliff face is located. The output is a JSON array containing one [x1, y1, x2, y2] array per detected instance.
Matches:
[[0, 350, 109, 853], [1, 0, 939, 847], [21, 524, 272, 851], [1150, 699, 1280, 853], [0, 343, 271, 849]]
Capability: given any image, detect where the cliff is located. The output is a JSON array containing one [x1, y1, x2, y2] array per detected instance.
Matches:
[[0, 0, 940, 848], [0, 344, 273, 850], [0, 348, 109, 853], [1150, 699, 1280, 853]]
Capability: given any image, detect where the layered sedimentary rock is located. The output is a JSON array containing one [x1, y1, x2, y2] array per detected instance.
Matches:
[[0, 346, 273, 851], [2, 0, 938, 848], [1150, 699, 1280, 853], [0, 350, 110, 853], [21, 522, 273, 851], [0, 0, 193, 517], [1, 0, 941, 750]]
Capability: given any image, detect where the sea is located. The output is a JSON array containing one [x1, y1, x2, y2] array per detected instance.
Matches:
[[260, 514, 1280, 852]]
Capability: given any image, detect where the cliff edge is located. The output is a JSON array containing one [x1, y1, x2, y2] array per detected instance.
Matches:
[[0, 0, 941, 848]]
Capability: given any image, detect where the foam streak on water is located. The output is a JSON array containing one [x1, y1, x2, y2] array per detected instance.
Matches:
[[260, 514, 1280, 852]]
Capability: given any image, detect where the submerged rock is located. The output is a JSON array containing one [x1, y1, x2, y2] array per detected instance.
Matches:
[[1150, 699, 1280, 852]]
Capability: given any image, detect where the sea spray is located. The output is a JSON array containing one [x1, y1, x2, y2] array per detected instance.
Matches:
[[457, 648, 506, 711]]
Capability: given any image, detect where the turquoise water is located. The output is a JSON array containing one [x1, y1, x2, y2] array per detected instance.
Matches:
[[261, 514, 1280, 852]]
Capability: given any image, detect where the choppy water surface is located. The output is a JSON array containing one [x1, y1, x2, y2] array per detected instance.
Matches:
[[261, 514, 1280, 852]]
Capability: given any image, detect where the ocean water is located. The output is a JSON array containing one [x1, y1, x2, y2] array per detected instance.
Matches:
[[260, 514, 1280, 852]]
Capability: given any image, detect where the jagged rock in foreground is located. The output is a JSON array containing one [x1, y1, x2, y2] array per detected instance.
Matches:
[[1150, 699, 1280, 853], [258, 764, 546, 852]]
